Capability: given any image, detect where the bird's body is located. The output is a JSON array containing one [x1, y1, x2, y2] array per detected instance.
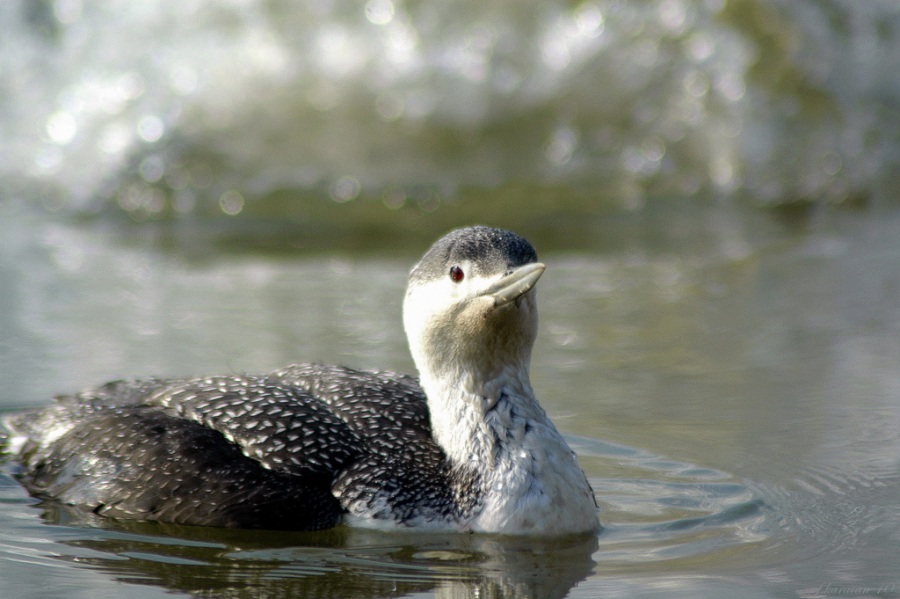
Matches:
[[3, 227, 598, 536]]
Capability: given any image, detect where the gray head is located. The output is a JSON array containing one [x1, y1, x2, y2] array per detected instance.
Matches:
[[408, 226, 538, 285], [403, 226, 545, 385]]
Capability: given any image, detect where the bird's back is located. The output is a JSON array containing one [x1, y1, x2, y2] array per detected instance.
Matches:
[[3, 364, 471, 530]]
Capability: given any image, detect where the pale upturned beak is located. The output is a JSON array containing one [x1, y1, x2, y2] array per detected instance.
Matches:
[[481, 262, 545, 307]]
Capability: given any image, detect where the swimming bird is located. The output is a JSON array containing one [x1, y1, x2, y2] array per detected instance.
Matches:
[[2, 226, 598, 535]]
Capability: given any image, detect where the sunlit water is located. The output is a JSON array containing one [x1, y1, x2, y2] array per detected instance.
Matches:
[[1, 0, 898, 216], [1, 201, 898, 598]]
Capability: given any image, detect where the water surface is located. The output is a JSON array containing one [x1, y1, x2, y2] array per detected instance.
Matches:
[[1, 202, 898, 597]]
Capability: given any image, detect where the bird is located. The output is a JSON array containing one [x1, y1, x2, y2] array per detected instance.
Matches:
[[2, 226, 598, 536]]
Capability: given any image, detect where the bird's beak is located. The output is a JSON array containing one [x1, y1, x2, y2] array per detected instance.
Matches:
[[482, 262, 546, 307]]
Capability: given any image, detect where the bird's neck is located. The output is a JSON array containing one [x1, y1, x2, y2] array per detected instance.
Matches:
[[421, 364, 546, 470], [420, 364, 598, 535]]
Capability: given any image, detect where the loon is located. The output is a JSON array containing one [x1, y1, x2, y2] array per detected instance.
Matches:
[[3, 226, 598, 536]]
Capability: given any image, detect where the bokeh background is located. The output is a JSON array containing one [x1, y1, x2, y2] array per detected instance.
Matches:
[[2, 0, 897, 237]]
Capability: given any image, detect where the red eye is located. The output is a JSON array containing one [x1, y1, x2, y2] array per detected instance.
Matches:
[[449, 265, 465, 282]]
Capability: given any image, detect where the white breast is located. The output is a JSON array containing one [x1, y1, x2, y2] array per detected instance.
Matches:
[[468, 417, 598, 535]]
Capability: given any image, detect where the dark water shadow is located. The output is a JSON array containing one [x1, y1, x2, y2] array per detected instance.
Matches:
[[31, 503, 598, 599]]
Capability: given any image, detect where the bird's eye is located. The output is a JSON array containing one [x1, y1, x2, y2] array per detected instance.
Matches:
[[449, 265, 465, 282]]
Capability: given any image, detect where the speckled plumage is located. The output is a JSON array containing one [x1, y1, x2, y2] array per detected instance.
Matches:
[[5, 366, 478, 530], [3, 227, 597, 535]]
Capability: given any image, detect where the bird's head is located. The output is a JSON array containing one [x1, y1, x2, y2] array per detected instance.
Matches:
[[403, 226, 544, 389]]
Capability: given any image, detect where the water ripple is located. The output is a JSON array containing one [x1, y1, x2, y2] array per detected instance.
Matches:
[[566, 435, 773, 571]]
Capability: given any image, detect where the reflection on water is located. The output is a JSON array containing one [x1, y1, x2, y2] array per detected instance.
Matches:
[[2, 201, 899, 597], [2, 438, 767, 598], [1, 505, 600, 599]]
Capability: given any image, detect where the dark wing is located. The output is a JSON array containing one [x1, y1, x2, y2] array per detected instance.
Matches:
[[14, 407, 341, 529], [5, 365, 472, 529], [6, 374, 366, 529], [140, 374, 364, 476], [271, 364, 432, 442], [273, 365, 479, 523]]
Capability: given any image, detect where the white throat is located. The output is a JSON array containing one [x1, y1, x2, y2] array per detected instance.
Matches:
[[418, 364, 597, 535]]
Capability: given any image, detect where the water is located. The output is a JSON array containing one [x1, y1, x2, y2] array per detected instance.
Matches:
[[2, 201, 899, 597], [1, 0, 898, 216], [1, 0, 899, 596]]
